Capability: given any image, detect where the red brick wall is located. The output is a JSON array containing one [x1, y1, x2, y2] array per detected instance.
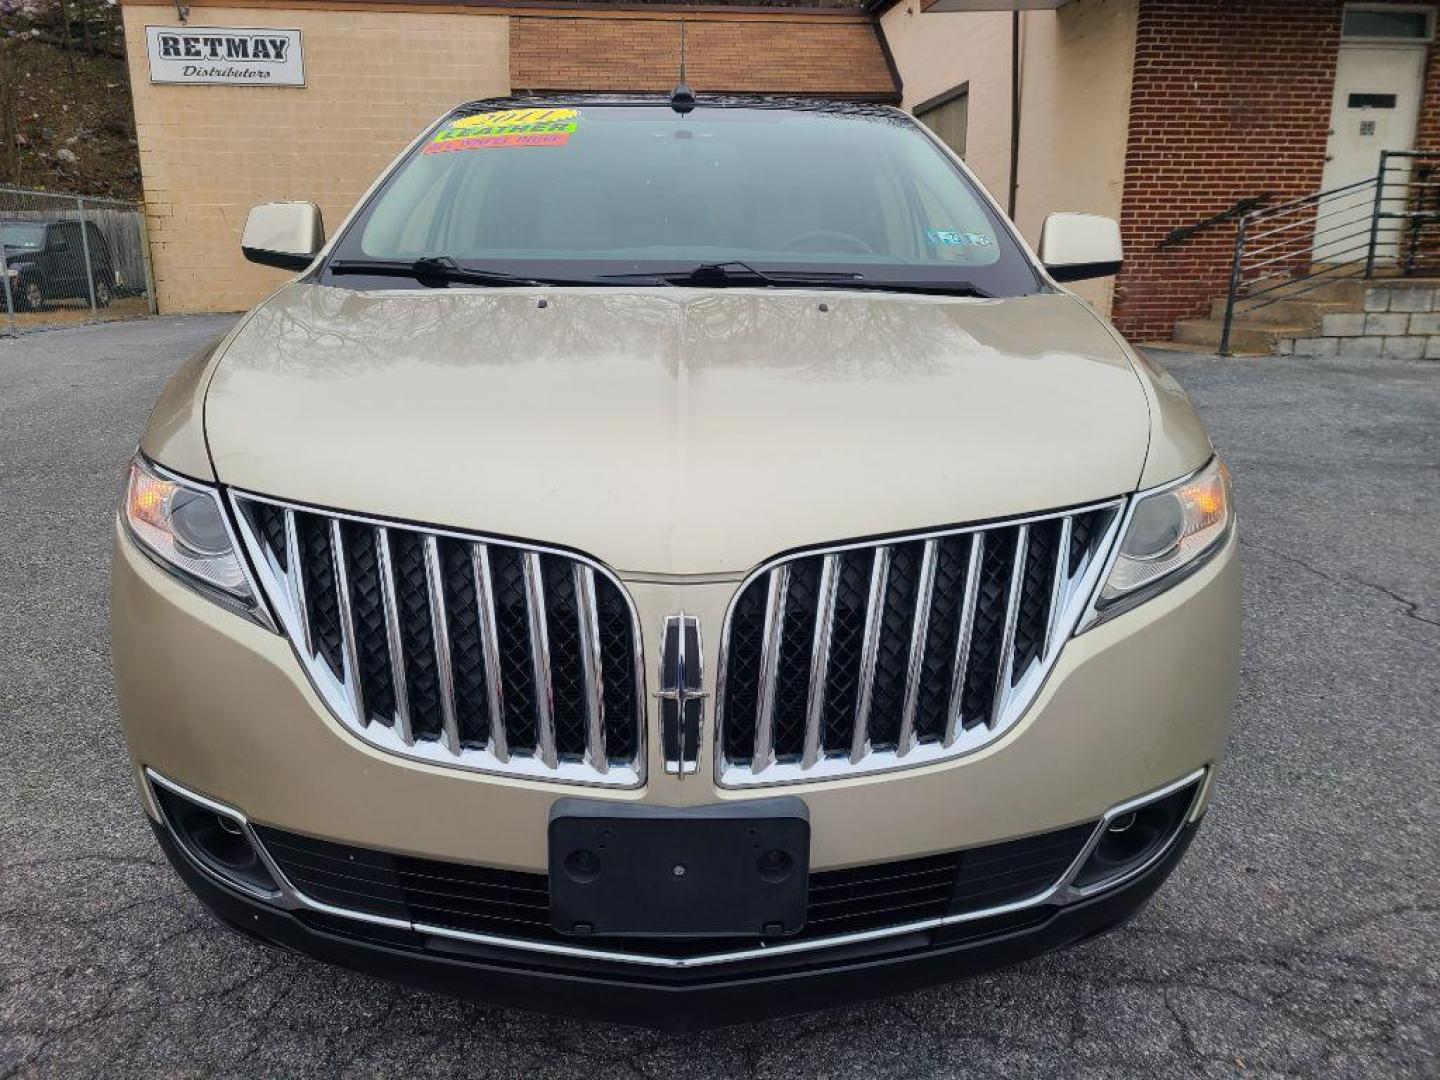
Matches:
[[1112, 0, 1343, 340], [1417, 33, 1440, 154], [511, 12, 898, 99]]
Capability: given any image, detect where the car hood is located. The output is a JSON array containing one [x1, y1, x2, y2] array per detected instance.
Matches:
[[205, 283, 1153, 576]]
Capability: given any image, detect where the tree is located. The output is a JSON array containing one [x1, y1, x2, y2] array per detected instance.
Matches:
[[0, 37, 18, 185]]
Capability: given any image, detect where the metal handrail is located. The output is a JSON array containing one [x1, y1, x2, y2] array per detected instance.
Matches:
[[1159, 193, 1272, 249], [1218, 149, 1440, 355]]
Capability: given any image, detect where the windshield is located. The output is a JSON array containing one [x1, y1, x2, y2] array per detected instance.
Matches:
[[1, 224, 46, 253], [324, 103, 1042, 296]]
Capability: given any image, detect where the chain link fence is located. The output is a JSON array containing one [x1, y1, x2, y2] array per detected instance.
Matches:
[[1, 186, 156, 335]]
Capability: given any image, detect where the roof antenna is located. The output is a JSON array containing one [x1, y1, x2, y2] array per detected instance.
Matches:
[[670, 21, 695, 114]]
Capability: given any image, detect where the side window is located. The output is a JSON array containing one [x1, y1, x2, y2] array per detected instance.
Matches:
[[47, 226, 69, 252], [916, 89, 968, 160]]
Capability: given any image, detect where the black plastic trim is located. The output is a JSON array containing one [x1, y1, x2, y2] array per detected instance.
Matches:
[[241, 246, 313, 271], [1048, 260, 1123, 283]]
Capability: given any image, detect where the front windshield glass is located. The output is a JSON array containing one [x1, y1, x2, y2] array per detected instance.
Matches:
[[326, 103, 1042, 296], [1, 224, 46, 253]]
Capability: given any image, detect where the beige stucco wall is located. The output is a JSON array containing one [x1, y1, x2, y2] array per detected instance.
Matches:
[[121, 5, 510, 314], [880, 0, 1137, 311]]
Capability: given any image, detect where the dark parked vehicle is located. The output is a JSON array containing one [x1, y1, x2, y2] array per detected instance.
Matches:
[[2, 220, 120, 311]]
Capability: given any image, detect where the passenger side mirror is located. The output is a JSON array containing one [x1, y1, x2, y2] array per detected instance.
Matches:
[[241, 201, 325, 271], [1039, 213, 1123, 283]]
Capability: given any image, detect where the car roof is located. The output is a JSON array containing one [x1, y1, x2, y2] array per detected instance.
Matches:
[[449, 94, 906, 122]]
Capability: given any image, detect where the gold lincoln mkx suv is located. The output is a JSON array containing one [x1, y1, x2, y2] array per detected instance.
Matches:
[[112, 97, 1239, 1029]]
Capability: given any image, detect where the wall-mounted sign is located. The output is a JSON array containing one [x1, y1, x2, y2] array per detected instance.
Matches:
[[144, 26, 305, 86]]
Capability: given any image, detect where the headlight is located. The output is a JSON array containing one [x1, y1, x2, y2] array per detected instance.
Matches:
[[1087, 457, 1233, 624], [121, 455, 270, 626]]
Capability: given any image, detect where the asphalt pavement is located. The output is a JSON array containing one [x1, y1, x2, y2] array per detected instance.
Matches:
[[1, 316, 1436, 1078]]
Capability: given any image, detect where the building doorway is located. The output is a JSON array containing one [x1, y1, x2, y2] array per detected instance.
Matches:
[[1317, 5, 1434, 262]]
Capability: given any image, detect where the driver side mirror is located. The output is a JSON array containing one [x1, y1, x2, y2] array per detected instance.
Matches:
[[241, 201, 324, 271], [1039, 213, 1123, 283]]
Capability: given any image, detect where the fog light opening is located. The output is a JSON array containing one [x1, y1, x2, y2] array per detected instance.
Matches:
[[149, 776, 281, 898], [1071, 778, 1201, 894], [1106, 812, 1137, 835]]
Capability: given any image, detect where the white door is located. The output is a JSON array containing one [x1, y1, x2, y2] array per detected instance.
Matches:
[[1317, 44, 1426, 261]]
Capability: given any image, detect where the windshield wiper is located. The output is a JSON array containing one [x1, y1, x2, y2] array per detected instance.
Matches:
[[328, 257, 556, 288], [657, 261, 863, 288], [602, 262, 991, 297]]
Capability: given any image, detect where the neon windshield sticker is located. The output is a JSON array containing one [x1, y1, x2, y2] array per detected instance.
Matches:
[[926, 229, 994, 248], [425, 108, 581, 154]]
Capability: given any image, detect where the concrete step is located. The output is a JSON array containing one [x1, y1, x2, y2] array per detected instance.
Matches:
[[1237, 276, 1369, 305], [1237, 272, 1440, 305], [1367, 275, 1440, 289], [1173, 318, 1313, 354], [1207, 296, 1354, 328]]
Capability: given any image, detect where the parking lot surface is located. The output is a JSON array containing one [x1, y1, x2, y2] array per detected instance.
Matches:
[[1, 316, 1436, 1078]]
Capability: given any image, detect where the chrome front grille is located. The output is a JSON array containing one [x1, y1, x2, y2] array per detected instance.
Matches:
[[716, 501, 1124, 787], [232, 495, 645, 787]]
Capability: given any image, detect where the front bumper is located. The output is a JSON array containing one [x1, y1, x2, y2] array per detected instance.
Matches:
[[153, 814, 1201, 1030]]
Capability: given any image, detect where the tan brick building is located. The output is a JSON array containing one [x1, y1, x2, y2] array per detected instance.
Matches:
[[119, 0, 898, 313]]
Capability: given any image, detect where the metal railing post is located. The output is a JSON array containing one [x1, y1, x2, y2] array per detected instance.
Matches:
[[1219, 216, 1247, 358], [1404, 164, 1430, 277], [1364, 151, 1389, 279], [76, 196, 98, 313], [0, 238, 15, 336]]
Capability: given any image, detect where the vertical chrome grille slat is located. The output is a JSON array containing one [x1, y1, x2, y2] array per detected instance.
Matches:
[[470, 543, 508, 763], [801, 555, 839, 769], [1044, 516, 1073, 658], [283, 509, 312, 657], [944, 533, 984, 747], [751, 565, 791, 773], [990, 525, 1030, 728], [375, 527, 414, 746], [523, 552, 557, 768], [329, 520, 366, 726], [897, 539, 938, 756], [423, 535, 461, 755], [574, 564, 607, 773], [851, 546, 892, 764]]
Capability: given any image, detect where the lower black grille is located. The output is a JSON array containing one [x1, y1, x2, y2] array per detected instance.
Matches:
[[950, 821, 1097, 911], [253, 818, 1098, 960]]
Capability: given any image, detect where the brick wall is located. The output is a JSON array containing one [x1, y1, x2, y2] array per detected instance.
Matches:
[[1417, 29, 1440, 154], [511, 11, 896, 97], [1111, 0, 1343, 340]]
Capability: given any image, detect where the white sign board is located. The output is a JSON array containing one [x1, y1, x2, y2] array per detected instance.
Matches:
[[145, 26, 305, 86]]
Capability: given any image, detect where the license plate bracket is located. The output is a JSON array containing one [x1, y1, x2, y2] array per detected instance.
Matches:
[[548, 797, 809, 938]]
